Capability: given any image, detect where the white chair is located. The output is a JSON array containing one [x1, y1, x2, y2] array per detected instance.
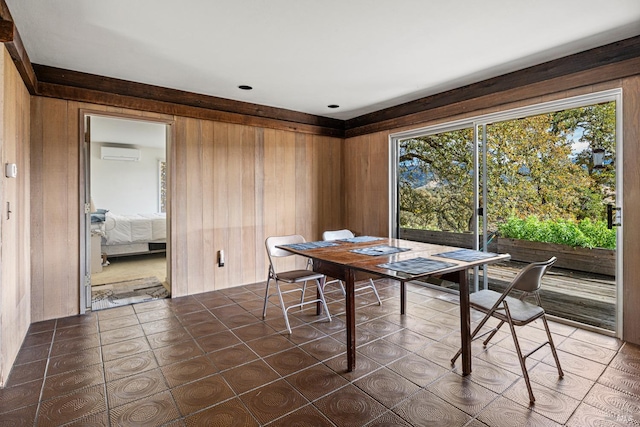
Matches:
[[262, 235, 331, 334], [451, 257, 563, 404], [322, 229, 382, 305]]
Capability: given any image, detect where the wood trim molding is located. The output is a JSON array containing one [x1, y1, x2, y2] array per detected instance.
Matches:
[[37, 80, 344, 137], [34, 65, 345, 136], [345, 35, 640, 137], [0, 18, 37, 94]]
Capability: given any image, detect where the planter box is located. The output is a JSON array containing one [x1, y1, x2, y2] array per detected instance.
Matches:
[[497, 237, 615, 276], [399, 228, 498, 252], [399, 229, 615, 276]]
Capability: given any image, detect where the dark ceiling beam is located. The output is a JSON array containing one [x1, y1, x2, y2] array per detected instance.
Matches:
[[37, 79, 345, 137], [345, 35, 640, 137], [34, 65, 345, 135], [0, 1, 37, 94]]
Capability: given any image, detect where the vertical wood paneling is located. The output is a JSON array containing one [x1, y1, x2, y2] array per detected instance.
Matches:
[[370, 130, 390, 235], [165, 118, 341, 295], [254, 129, 266, 283], [212, 122, 230, 291], [226, 124, 244, 286], [280, 131, 298, 271], [185, 118, 204, 294], [201, 120, 216, 290], [295, 133, 311, 240], [65, 102, 79, 316], [27, 96, 337, 311], [622, 75, 640, 344], [310, 135, 322, 236], [345, 133, 370, 235], [261, 128, 278, 280], [170, 117, 188, 296], [0, 47, 30, 386], [29, 94, 44, 318], [41, 98, 71, 319], [241, 126, 256, 285]]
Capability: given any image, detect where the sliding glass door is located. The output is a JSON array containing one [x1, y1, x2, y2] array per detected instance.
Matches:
[[394, 90, 621, 334]]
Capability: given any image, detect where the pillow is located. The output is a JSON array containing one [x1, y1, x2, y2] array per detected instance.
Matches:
[[91, 213, 106, 223]]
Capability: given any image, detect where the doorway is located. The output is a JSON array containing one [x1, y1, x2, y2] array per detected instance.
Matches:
[[81, 113, 172, 312], [393, 89, 622, 336]]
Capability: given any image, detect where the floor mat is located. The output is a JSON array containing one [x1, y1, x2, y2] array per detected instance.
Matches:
[[91, 276, 169, 311]]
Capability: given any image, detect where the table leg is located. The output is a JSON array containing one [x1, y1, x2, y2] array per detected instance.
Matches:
[[400, 281, 406, 315], [345, 268, 356, 372], [458, 269, 472, 375]]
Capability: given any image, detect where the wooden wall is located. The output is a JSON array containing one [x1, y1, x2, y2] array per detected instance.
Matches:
[[622, 75, 640, 344], [344, 78, 640, 344], [0, 47, 30, 386], [30, 99, 174, 320], [171, 119, 343, 297], [343, 131, 390, 237], [29, 99, 343, 320]]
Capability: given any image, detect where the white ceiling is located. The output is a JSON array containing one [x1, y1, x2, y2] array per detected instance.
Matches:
[[6, 1, 640, 120]]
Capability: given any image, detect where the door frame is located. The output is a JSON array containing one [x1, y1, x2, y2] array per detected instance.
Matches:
[[78, 109, 175, 313], [389, 88, 623, 337]]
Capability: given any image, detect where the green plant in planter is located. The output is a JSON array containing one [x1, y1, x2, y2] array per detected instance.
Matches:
[[497, 216, 616, 249]]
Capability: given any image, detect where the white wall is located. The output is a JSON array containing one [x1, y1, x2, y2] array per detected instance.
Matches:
[[89, 115, 167, 214], [91, 142, 165, 214]]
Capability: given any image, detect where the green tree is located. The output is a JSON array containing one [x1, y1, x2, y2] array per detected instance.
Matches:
[[399, 102, 615, 241], [550, 102, 616, 220], [399, 128, 474, 232], [485, 113, 591, 228]]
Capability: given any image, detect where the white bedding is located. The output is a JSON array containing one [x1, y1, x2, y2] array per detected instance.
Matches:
[[103, 212, 166, 245]]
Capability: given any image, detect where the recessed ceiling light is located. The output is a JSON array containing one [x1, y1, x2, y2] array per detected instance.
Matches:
[[327, 104, 340, 109], [238, 85, 253, 90]]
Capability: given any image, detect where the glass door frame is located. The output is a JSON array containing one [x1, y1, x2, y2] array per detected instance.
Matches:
[[389, 88, 623, 336]]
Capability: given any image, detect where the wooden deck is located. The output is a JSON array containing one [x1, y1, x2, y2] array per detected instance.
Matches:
[[485, 261, 616, 330], [422, 261, 616, 331]]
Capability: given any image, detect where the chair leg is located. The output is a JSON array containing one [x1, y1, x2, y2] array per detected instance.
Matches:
[[300, 280, 308, 308], [541, 315, 564, 378], [369, 279, 382, 305], [338, 280, 346, 296], [317, 278, 332, 323], [275, 281, 293, 335], [262, 277, 272, 319], [482, 320, 505, 346], [503, 303, 536, 404]]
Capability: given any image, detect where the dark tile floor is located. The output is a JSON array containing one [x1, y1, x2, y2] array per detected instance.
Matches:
[[2, 280, 639, 426]]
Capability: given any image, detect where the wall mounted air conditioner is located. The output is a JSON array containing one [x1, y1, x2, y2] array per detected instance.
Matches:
[[100, 146, 141, 161]]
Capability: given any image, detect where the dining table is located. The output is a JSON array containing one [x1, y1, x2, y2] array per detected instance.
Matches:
[[278, 236, 511, 374]]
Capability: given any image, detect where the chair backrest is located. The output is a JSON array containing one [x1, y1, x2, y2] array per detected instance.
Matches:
[[322, 229, 354, 241], [511, 257, 557, 293], [265, 234, 305, 259]]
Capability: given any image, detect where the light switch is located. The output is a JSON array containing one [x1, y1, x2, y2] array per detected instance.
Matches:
[[5, 163, 17, 178]]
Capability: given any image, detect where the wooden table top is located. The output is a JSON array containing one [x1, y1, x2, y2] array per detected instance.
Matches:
[[279, 236, 511, 282]]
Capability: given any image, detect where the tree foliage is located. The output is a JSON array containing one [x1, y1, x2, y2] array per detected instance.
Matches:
[[399, 102, 616, 247], [399, 128, 474, 232]]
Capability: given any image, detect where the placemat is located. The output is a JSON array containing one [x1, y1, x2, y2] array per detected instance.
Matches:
[[378, 257, 457, 275], [433, 249, 499, 262], [282, 241, 339, 250], [339, 236, 384, 243], [351, 245, 411, 256]]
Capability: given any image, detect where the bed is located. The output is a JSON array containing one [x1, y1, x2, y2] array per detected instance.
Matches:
[[92, 211, 166, 259]]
